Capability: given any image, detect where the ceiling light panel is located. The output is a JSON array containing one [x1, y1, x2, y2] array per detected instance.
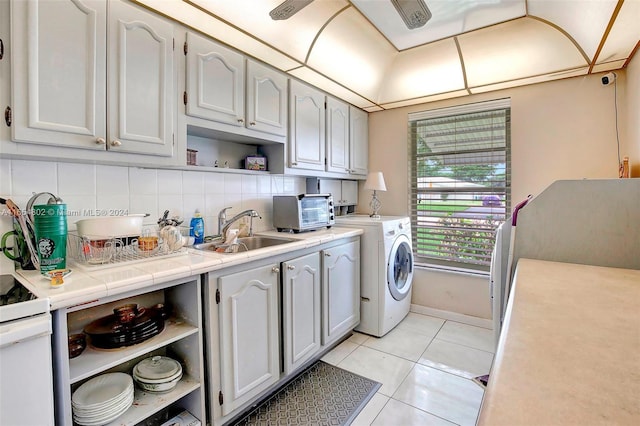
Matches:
[[188, 0, 348, 63], [596, 0, 640, 64], [458, 18, 587, 87], [134, 0, 301, 70], [288, 67, 376, 109], [469, 67, 589, 94], [351, 0, 526, 50], [380, 89, 469, 110], [377, 38, 465, 104], [306, 7, 397, 100], [528, 0, 617, 60]]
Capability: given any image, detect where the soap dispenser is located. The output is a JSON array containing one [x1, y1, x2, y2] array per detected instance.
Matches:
[[190, 209, 205, 244]]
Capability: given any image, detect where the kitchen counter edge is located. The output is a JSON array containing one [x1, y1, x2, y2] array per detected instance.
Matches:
[[15, 227, 363, 310]]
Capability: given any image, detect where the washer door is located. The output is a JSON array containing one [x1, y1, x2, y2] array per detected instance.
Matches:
[[387, 234, 414, 301]]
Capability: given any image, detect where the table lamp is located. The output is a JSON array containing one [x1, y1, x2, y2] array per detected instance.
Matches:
[[364, 172, 386, 219]]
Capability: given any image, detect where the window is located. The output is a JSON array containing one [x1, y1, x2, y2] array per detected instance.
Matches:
[[408, 99, 511, 272]]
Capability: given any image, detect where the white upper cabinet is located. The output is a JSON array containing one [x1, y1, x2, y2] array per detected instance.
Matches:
[[108, 0, 174, 156], [288, 79, 326, 171], [290, 87, 368, 177], [185, 31, 244, 126], [10, 0, 174, 157], [185, 33, 287, 139], [246, 60, 288, 137], [326, 97, 350, 174], [349, 105, 369, 176]]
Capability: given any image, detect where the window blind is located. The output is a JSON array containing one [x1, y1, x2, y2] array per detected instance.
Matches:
[[408, 99, 511, 271]]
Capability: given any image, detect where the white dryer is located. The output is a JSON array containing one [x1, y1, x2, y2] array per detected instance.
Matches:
[[335, 215, 414, 337]]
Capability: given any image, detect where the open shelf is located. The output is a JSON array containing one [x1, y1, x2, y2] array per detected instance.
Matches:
[[69, 319, 199, 384]]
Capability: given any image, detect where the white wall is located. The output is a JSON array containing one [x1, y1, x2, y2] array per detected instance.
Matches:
[[0, 160, 305, 274], [362, 69, 636, 320]]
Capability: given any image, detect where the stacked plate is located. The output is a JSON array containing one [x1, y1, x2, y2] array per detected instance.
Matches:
[[133, 356, 183, 393], [72, 372, 134, 426], [84, 305, 166, 349]]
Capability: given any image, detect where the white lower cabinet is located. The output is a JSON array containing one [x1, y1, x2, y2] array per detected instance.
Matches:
[[322, 240, 360, 346], [205, 237, 360, 425], [52, 277, 205, 426], [282, 252, 321, 375], [217, 263, 280, 416]]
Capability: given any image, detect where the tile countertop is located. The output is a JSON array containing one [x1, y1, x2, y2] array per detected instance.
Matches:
[[477, 258, 640, 426], [16, 227, 362, 311]]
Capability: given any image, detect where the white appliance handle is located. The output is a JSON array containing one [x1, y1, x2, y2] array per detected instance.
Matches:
[[0, 314, 51, 348]]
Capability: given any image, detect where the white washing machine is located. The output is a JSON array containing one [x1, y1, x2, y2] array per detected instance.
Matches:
[[335, 215, 414, 337]]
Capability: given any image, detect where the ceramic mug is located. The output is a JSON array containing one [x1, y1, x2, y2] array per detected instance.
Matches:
[[114, 303, 144, 324]]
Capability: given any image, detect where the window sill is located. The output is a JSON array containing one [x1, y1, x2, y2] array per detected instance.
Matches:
[[414, 262, 490, 277]]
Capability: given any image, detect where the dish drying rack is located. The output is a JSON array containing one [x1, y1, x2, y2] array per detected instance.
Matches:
[[67, 226, 186, 268]]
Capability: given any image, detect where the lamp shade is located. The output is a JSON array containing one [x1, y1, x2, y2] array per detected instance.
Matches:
[[364, 172, 387, 191]]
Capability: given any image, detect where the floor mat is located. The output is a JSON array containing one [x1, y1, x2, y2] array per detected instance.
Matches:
[[230, 361, 381, 426]]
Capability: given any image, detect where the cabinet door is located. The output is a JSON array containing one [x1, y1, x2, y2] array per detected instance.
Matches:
[[282, 253, 321, 375], [326, 97, 350, 173], [319, 179, 342, 204], [108, 0, 174, 156], [186, 32, 245, 127], [322, 241, 360, 346], [289, 80, 325, 171], [349, 106, 369, 176], [341, 180, 358, 205], [246, 60, 288, 136], [218, 264, 280, 416], [11, 0, 107, 150]]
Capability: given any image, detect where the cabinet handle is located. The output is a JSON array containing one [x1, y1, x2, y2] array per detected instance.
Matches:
[[96, 137, 106, 145], [272, 267, 280, 273], [237, 118, 244, 124], [111, 140, 122, 147], [324, 252, 331, 257], [291, 162, 298, 166], [287, 265, 295, 270], [249, 121, 256, 126]]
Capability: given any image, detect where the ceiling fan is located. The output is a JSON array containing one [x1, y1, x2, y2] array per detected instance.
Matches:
[[269, 0, 432, 30]]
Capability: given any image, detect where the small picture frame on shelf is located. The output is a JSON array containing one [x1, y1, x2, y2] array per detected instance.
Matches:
[[244, 156, 267, 171]]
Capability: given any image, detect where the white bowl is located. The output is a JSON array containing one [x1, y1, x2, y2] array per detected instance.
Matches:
[[76, 215, 146, 238], [133, 373, 182, 393]]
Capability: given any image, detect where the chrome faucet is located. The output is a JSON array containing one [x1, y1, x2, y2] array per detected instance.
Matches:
[[218, 207, 261, 238]]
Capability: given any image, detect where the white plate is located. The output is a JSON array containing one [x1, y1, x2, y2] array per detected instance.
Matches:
[[72, 373, 133, 409], [73, 393, 133, 426], [72, 381, 133, 411], [72, 385, 132, 415], [73, 390, 133, 417]]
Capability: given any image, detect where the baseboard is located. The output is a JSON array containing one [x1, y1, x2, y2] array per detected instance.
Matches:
[[410, 304, 493, 329]]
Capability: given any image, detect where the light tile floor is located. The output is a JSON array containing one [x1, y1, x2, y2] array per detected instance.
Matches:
[[321, 312, 495, 426]]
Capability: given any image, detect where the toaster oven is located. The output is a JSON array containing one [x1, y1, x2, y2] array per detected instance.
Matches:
[[273, 194, 335, 232]]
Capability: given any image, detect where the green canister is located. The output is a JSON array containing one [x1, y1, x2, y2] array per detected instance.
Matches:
[[33, 203, 68, 273]]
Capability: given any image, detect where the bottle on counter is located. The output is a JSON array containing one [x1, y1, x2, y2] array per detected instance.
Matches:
[[190, 209, 204, 244], [619, 156, 630, 178]]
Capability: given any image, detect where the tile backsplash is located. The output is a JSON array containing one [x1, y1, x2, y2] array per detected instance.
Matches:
[[0, 158, 305, 273]]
